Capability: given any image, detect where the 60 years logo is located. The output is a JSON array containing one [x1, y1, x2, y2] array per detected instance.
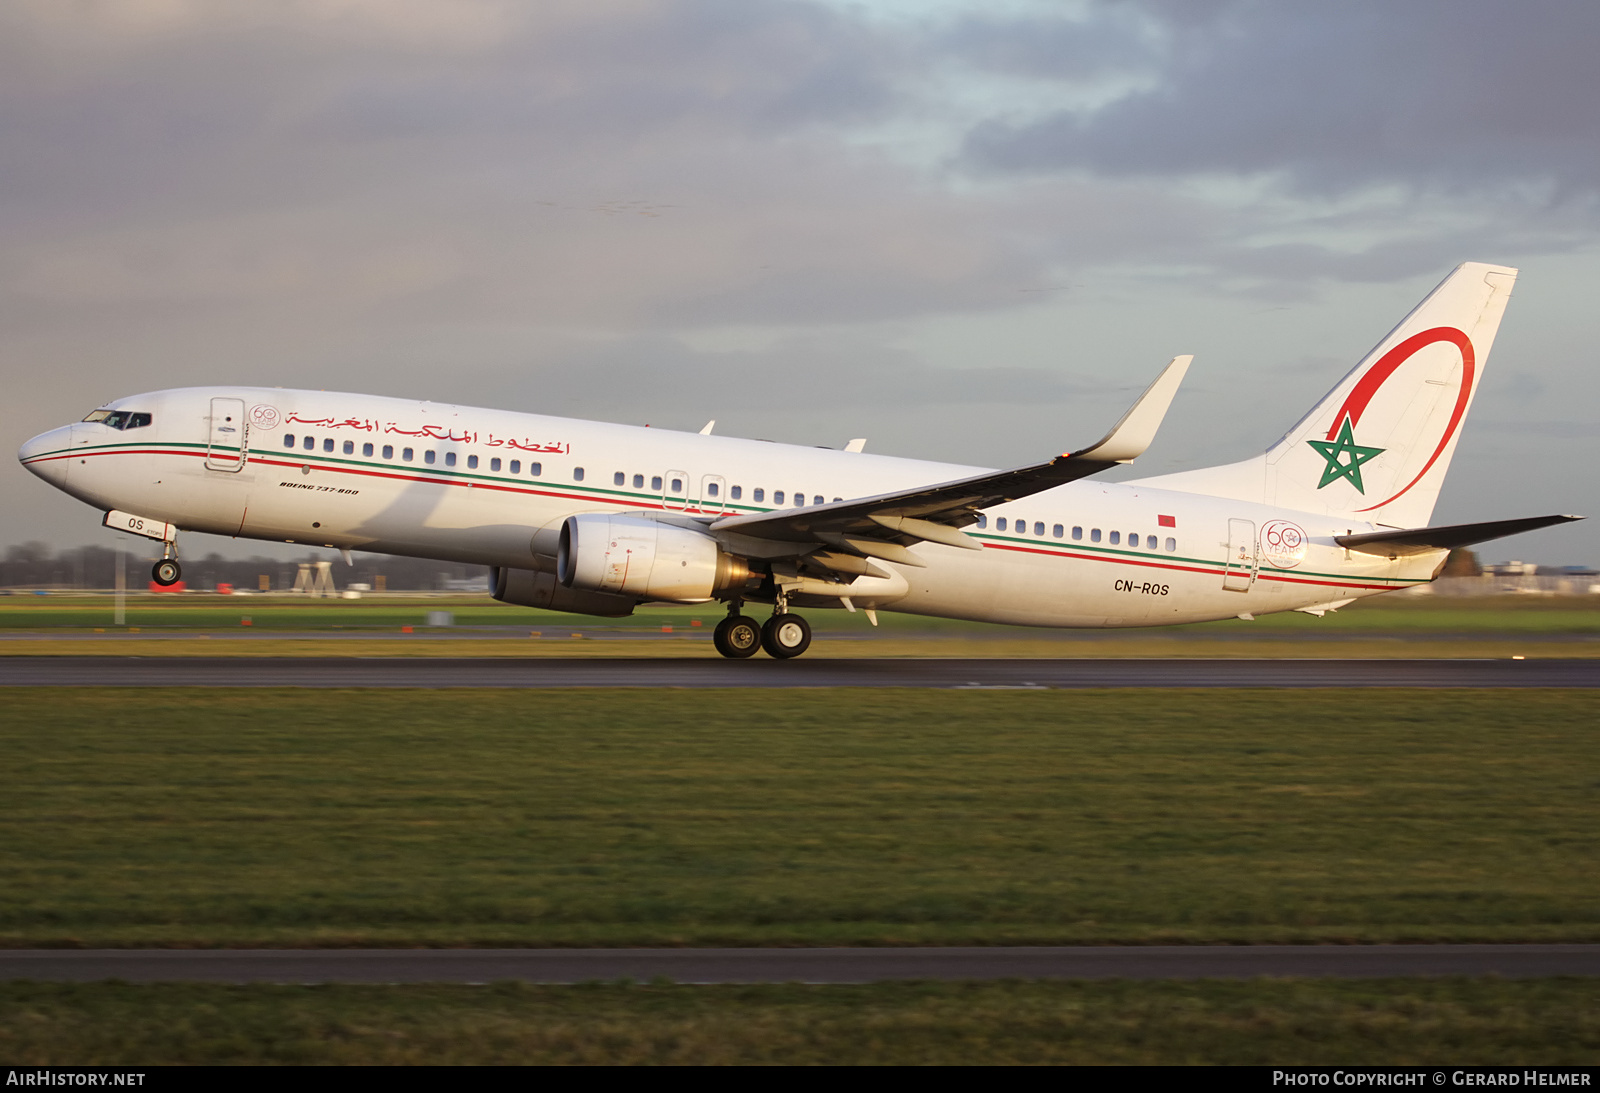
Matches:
[[1260, 520, 1307, 569]]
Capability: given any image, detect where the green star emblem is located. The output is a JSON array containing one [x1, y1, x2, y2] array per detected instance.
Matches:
[[1307, 416, 1385, 493]]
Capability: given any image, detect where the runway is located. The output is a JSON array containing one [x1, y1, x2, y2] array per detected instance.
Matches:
[[0, 655, 1597, 688], [2, 945, 1595, 984]]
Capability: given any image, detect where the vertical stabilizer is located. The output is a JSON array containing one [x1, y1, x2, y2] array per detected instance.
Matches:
[[1132, 262, 1516, 528]]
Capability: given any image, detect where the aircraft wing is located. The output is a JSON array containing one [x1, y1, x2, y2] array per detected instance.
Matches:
[[1335, 514, 1584, 558], [707, 356, 1191, 566]]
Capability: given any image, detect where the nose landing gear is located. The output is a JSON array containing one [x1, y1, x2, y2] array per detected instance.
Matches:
[[151, 541, 182, 587]]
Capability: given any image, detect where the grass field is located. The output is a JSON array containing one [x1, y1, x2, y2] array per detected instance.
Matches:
[[4, 591, 1599, 631], [2, 592, 1598, 658], [4, 978, 1597, 1065], [1, 688, 1594, 947]]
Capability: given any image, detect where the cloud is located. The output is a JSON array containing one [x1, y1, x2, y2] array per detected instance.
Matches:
[[962, 0, 1600, 197]]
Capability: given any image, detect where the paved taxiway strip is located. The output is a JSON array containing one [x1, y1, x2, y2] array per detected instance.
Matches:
[[1, 656, 1597, 688], [2, 946, 1596, 984]]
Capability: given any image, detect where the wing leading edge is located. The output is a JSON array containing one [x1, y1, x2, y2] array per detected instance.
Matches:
[[707, 355, 1192, 561]]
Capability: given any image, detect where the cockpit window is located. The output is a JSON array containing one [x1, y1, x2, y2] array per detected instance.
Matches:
[[82, 410, 151, 430]]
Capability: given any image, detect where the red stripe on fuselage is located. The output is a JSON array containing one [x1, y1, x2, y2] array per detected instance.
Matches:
[[983, 541, 1404, 591]]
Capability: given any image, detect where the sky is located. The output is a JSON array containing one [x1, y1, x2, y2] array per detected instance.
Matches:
[[5, 0, 1598, 565]]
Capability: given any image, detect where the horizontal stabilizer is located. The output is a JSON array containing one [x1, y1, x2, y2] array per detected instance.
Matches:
[[1335, 514, 1583, 558]]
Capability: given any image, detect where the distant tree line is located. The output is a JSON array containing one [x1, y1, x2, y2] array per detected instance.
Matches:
[[0, 542, 489, 592]]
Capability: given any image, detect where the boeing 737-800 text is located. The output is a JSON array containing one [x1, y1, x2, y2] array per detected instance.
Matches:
[[18, 262, 1580, 658]]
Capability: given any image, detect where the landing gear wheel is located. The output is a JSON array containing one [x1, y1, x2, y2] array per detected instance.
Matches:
[[761, 613, 811, 659], [714, 615, 763, 659], [151, 560, 182, 586]]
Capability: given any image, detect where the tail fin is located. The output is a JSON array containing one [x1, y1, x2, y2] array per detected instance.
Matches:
[[1132, 262, 1516, 528]]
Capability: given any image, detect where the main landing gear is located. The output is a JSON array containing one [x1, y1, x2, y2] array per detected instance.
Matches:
[[761, 613, 811, 659], [151, 542, 182, 587], [712, 613, 762, 659], [713, 597, 813, 660]]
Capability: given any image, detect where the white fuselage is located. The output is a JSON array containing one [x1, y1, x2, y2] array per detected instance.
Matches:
[[20, 386, 1438, 626]]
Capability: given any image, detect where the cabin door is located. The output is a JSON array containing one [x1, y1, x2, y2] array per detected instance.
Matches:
[[205, 397, 247, 472], [698, 474, 727, 515], [1222, 518, 1257, 592]]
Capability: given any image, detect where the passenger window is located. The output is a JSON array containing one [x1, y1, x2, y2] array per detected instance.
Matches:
[[1072, 526, 1082, 540], [403, 448, 413, 462], [382, 445, 393, 459], [814, 495, 824, 506], [794, 494, 805, 507], [614, 472, 625, 486], [488, 457, 499, 472], [1147, 535, 1158, 549], [651, 475, 662, 490], [975, 514, 987, 529], [362, 443, 373, 457], [445, 452, 457, 467], [1053, 524, 1063, 538], [754, 488, 765, 503], [996, 517, 1007, 531], [1090, 528, 1101, 543], [1109, 531, 1120, 545], [670, 477, 681, 491], [708, 482, 719, 497], [466, 454, 477, 469], [507, 459, 518, 474], [574, 467, 585, 481], [730, 485, 742, 500], [284, 434, 295, 448], [303, 436, 315, 451], [833, 497, 842, 503], [1165, 537, 1176, 552], [530, 462, 541, 476], [633, 474, 644, 488], [774, 491, 785, 505], [1034, 522, 1045, 536], [425, 450, 436, 465], [323, 438, 334, 452], [343, 441, 354, 455]]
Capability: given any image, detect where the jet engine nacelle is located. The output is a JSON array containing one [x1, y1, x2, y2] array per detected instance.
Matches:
[[558, 514, 750, 602], [491, 565, 636, 617]]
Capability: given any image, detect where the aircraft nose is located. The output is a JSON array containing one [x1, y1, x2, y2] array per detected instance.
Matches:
[[18, 425, 73, 489]]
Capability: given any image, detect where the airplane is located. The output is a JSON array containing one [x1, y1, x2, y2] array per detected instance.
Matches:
[[17, 261, 1581, 659]]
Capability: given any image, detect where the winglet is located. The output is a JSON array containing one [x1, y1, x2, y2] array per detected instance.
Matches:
[[1069, 355, 1191, 464]]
